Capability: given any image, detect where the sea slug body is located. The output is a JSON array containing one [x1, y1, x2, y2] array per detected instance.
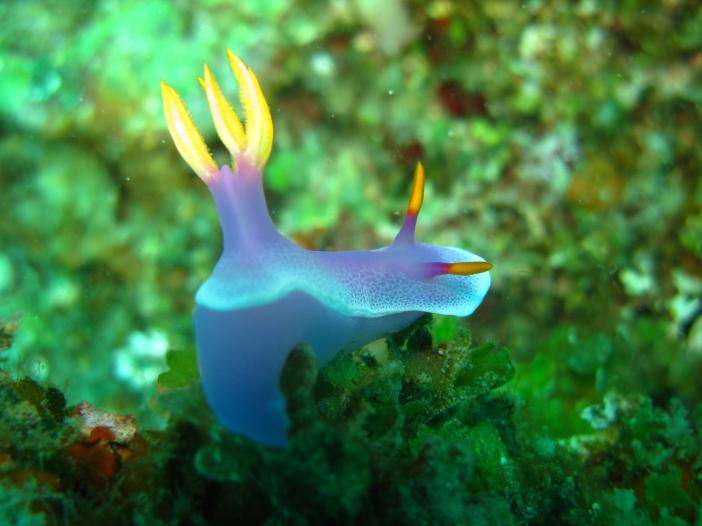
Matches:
[[161, 51, 492, 446]]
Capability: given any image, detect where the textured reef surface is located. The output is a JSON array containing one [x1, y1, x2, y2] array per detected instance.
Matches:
[[2, 316, 700, 525], [1, 0, 701, 524]]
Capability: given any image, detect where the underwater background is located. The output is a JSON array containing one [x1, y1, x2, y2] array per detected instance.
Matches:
[[1, 0, 701, 524]]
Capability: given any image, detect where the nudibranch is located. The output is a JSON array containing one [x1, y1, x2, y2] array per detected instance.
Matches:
[[161, 51, 492, 447]]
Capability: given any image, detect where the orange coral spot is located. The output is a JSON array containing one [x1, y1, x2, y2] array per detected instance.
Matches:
[[74, 401, 137, 443], [66, 440, 118, 482], [85, 444, 118, 480], [88, 425, 116, 443]]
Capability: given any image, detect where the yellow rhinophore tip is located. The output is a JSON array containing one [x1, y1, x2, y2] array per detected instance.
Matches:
[[446, 261, 493, 276], [407, 162, 425, 215], [227, 50, 274, 168], [203, 64, 246, 158], [161, 81, 217, 183]]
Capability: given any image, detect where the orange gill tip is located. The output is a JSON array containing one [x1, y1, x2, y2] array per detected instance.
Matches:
[[445, 261, 493, 276], [161, 80, 217, 184], [226, 50, 274, 168], [202, 64, 247, 158], [407, 161, 425, 216]]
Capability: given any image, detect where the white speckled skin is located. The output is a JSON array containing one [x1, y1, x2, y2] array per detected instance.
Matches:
[[193, 160, 491, 446]]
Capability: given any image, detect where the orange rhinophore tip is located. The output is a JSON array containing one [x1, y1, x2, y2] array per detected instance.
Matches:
[[445, 261, 493, 276], [407, 162, 425, 216], [393, 162, 427, 246]]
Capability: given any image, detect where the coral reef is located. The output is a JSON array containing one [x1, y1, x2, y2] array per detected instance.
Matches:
[[1, 0, 701, 523], [1, 316, 700, 524]]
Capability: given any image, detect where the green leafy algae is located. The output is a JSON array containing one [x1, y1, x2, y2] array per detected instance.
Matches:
[[157, 348, 199, 389]]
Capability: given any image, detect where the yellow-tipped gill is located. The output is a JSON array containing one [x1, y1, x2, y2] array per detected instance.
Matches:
[[226, 50, 273, 167], [161, 51, 274, 182], [161, 81, 218, 183], [202, 64, 246, 158]]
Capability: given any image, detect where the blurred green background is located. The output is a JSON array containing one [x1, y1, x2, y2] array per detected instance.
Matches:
[[1, 0, 701, 440]]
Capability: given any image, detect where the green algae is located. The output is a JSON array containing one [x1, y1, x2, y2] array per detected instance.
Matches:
[[156, 348, 199, 389], [2, 0, 701, 416], [1, 315, 700, 524]]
